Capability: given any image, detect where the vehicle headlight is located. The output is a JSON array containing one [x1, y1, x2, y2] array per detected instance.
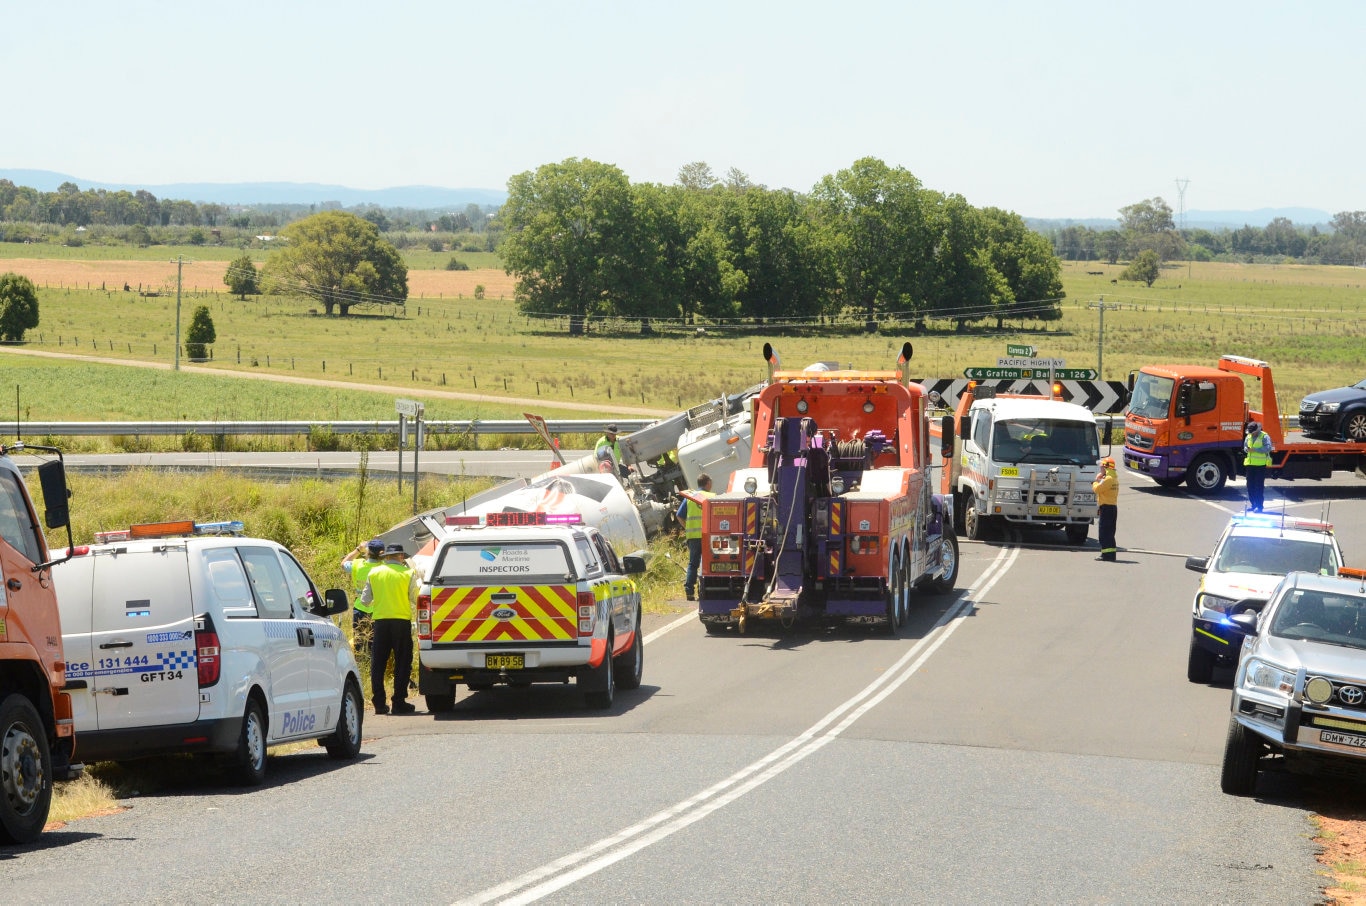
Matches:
[[1320, 402, 1341, 413], [1243, 658, 1295, 695], [995, 489, 1022, 502], [1197, 593, 1237, 614]]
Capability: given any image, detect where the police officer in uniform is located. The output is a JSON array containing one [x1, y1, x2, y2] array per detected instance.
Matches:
[[361, 544, 417, 714], [1243, 421, 1273, 513], [340, 538, 384, 642], [1093, 457, 1119, 562]]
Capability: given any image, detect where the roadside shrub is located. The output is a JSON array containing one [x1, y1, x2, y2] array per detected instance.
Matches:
[[445, 257, 469, 271]]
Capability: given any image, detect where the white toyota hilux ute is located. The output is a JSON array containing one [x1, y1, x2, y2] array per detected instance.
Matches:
[[51, 520, 363, 784]]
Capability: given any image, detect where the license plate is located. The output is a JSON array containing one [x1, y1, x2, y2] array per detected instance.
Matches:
[[1321, 729, 1366, 748], [1037, 506, 1060, 516], [485, 654, 524, 670]]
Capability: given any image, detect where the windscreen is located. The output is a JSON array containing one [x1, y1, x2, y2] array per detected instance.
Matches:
[[990, 418, 1100, 465], [1128, 372, 1174, 419], [1269, 587, 1366, 649], [1214, 536, 1339, 577], [431, 540, 575, 584]]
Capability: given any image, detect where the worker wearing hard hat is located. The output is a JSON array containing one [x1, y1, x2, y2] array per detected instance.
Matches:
[[1093, 457, 1119, 562], [596, 424, 629, 478], [1243, 421, 1273, 513]]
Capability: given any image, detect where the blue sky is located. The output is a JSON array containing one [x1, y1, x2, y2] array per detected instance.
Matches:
[[6, 0, 1361, 219]]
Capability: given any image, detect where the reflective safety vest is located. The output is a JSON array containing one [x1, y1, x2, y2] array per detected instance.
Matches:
[[1092, 469, 1119, 506], [684, 491, 714, 539], [350, 558, 380, 614], [367, 562, 415, 621], [595, 435, 624, 464], [1244, 431, 1273, 467]]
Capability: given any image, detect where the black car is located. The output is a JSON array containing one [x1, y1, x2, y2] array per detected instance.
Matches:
[[1299, 378, 1366, 441]]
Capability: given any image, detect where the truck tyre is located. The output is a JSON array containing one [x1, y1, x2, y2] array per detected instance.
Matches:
[[1220, 716, 1263, 795], [964, 502, 988, 541], [952, 491, 967, 537], [1064, 523, 1089, 546], [324, 680, 364, 759], [1187, 637, 1216, 684], [613, 613, 644, 691], [1185, 455, 1229, 494], [227, 698, 268, 786], [930, 533, 960, 594], [0, 694, 52, 845], [882, 584, 900, 634], [425, 691, 457, 713], [1153, 476, 1185, 488], [584, 632, 615, 710], [1343, 409, 1366, 442]]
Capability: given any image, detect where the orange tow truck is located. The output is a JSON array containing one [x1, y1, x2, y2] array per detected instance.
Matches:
[[1124, 355, 1366, 494]]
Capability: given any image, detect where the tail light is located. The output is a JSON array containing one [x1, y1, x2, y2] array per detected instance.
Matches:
[[196, 623, 221, 687], [577, 590, 596, 637], [417, 592, 432, 641]]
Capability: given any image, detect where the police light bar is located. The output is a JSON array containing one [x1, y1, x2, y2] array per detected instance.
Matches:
[[1230, 514, 1332, 533], [96, 519, 246, 543], [445, 512, 583, 528]]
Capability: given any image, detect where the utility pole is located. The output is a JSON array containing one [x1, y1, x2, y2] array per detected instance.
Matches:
[[173, 255, 184, 371], [1088, 296, 1123, 379]]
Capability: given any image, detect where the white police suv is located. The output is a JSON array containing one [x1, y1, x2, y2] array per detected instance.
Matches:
[[1185, 514, 1341, 683], [1222, 567, 1366, 794], [51, 520, 363, 784]]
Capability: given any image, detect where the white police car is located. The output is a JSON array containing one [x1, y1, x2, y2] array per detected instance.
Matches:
[[1222, 567, 1366, 794], [1185, 514, 1341, 683], [51, 520, 363, 784]]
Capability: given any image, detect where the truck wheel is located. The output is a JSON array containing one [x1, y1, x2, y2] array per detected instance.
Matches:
[[896, 555, 910, 624], [1064, 523, 1089, 546], [613, 612, 644, 691], [584, 632, 615, 710], [964, 503, 987, 541], [425, 692, 456, 713], [1343, 410, 1366, 442], [1187, 637, 1216, 684], [930, 534, 960, 594], [1185, 456, 1228, 494], [324, 680, 364, 759], [1220, 716, 1263, 795], [1153, 476, 1185, 488], [226, 698, 268, 786], [0, 694, 52, 845]]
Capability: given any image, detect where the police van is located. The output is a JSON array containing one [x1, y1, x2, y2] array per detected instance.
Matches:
[[416, 512, 646, 711], [51, 520, 363, 784]]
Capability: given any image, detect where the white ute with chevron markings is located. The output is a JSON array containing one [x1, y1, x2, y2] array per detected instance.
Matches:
[[416, 512, 646, 711]]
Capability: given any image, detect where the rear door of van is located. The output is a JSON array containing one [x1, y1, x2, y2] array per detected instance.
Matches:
[[86, 546, 200, 729]]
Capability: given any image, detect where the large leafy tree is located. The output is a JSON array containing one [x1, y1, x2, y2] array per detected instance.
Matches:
[[1119, 197, 1183, 261], [0, 273, 39, 341], [1121, 249, 1162, 286], [224, 254, 259, 299], [981, 207, 1064, 324], [812, 158, 932, 326], [185, 305, 216, 359], [501, 158, 639, 335], [920, 193, 1009, 330], [264, 211, 407, 315], [726, 186, 832, 323]]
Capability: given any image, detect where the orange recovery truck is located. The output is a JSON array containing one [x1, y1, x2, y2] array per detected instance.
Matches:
[[1124, 355, 1366, 494], [0, 443, 81, 844]]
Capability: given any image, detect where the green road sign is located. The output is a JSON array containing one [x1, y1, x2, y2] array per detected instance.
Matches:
[[1054, 368, 1098, 380], [1006, 344, 1035, 357], [964, 367, 1023, 379]]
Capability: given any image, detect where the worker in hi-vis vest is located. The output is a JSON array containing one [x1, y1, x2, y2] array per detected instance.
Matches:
[[676, 473, 714, 601], [1243, 420, 1274, 513]]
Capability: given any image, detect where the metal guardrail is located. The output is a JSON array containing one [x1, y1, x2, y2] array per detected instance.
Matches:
[[9, 419, 654, 438]]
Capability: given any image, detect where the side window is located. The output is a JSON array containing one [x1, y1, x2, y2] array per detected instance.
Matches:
[[1189, 382, 1218, 416], [593, 535, 621, 574], [238, 546, 293, 619], [972, 411, 991, 449], [278, 551, 318, 615], [0, 471, 43, 564], [203, 548, 256, 615], [575, 537, 602, 577]]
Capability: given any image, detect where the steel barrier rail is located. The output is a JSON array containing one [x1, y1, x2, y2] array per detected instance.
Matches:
[[7, 419, 655, 438]]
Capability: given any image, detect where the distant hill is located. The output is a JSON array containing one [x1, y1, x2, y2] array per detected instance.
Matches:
[[0, 168, 507, 210]]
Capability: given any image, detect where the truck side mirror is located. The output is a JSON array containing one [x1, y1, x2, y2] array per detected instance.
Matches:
[[959, 416, 971, 442], [1175, 383, 1192, 417], [940, 414, 954, 458], [37, 459, 70, 530]]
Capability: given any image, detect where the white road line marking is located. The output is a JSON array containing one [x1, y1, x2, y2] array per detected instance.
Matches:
[[453, 544, 1020, 906], [644, 612, 696, 645]]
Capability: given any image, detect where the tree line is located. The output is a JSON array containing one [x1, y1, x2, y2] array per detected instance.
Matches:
[[499, 157, 1064, 334], [1048, 197, 1366, 267]]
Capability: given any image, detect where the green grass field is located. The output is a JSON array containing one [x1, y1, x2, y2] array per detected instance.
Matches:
[[0, 240, 501, 271], [3, 255, 1365, 423]]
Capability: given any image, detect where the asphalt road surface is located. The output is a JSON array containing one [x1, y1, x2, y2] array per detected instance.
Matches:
[[7, 460, 1366, 903]]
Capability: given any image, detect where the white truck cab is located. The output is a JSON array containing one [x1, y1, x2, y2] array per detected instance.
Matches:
[[51, 520, 363, 784], [943, 388, 1102, 544]]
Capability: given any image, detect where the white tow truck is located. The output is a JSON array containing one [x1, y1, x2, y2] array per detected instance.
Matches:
[[938, 384, 1103, 543]]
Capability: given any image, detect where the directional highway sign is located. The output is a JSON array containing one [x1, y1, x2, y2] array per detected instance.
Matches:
[[998, 357, 1065, 368], [1006, 344, 1035, 357], [1053, 368, 1098, 380], [965, 367, 1023, 379]]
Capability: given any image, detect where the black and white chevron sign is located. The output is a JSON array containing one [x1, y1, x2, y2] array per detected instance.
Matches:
[[914, 378, 1129, 413]]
